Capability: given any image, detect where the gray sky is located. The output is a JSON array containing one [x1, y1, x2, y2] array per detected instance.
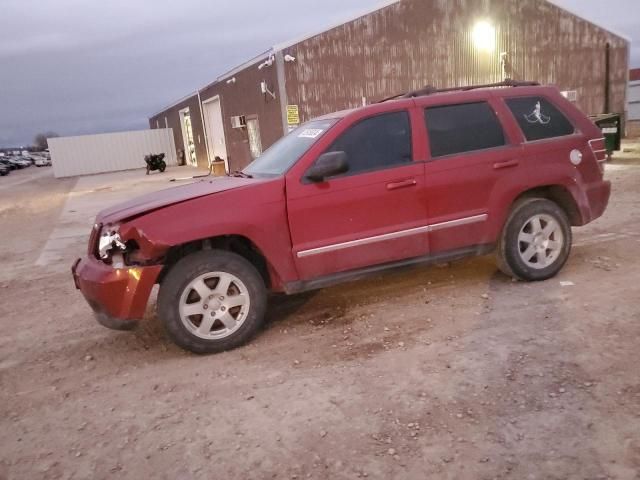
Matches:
[[1, 0, 638, 148]]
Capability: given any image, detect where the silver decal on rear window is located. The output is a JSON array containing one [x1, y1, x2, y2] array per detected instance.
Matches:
[[524, 102, 551, 125]]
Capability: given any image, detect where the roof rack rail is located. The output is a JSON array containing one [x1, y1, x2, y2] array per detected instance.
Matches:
[[377, 79, 540, 103]]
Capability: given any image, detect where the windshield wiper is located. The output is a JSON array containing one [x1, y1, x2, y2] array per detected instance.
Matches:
[[229, 170, 253, 178]]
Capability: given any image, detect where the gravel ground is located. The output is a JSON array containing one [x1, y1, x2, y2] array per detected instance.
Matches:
[[1, 156, 639, 480]]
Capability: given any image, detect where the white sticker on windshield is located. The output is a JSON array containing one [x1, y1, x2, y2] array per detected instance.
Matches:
[[298, 128, 324, 138]]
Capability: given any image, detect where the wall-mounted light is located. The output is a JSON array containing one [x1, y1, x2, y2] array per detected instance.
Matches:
[[472, 20, 496, 53], [258, 54, 275, 70], [284, 54, 296, 63], [226, 77, 236, 85], [260, 80, 276, 99]]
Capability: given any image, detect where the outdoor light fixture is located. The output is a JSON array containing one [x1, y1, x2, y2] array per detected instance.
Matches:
[[260, 80, 276, 99], [226, 77, 236, 85], [284, 54, 296, 63], [258, 54, 275, 70], [472, 20, 496, 53]]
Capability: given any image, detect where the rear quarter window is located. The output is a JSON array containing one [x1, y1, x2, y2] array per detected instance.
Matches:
[[505, 96, 575, 141]]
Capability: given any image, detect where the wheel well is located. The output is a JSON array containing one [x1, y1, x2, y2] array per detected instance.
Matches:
[[513, 185, 582, 226], [157, 235, 271, 287]]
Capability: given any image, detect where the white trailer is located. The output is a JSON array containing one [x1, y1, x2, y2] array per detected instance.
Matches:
[[49, 129, 177, 178]]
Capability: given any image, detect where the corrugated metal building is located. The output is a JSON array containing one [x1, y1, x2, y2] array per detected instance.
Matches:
[[149, 0, 630, 173]]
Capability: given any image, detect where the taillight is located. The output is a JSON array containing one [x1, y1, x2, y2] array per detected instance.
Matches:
[[588, 138, 607, 174], [88, 223, 101, 257]]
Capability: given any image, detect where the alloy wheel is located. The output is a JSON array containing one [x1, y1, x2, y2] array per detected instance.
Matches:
[[517, 214, 564, 269], [178, 272, 250, 340]]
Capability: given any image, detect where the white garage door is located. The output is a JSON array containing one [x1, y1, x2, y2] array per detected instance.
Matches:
[[202, 96, 229, 172]]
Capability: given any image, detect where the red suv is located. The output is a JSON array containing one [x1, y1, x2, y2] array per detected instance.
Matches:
[[72, 81, 610, 353]]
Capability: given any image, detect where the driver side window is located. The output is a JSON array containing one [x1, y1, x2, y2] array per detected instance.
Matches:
[[325, 111, 412, 177]]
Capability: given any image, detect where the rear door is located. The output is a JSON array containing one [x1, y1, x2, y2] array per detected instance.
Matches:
[[286, 109, 428, 280], [419, 98, 523, 253]]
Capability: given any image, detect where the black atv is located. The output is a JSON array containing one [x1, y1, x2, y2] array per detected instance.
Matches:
[[144, 153, 166, 174]]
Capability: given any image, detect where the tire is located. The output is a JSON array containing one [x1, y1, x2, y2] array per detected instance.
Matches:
[[159, 163, 166, 173], [496, 198, 572, 281], [158, 250, 267, 354]]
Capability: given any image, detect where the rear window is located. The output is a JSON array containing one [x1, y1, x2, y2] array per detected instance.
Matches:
[[424, 102, 505, 158], [505, 96, 575, 141]]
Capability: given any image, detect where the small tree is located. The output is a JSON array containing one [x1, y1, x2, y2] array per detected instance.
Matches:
[[33, 131, 59, 150]]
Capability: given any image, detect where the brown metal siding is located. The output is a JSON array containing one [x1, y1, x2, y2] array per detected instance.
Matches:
[[149, 94, 208, 169], [282, 0, 628, 123], [199, 59, 282, 172]]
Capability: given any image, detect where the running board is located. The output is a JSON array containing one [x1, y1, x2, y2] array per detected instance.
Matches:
[[283, 244, 494, 294]]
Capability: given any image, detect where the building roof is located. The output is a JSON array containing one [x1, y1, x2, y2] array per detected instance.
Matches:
[[631, 69, 640, 82], [150, 0, 631, 118], [198, 0, 400, 90], [547, 0, 631, 43], [149, 91, 198, 119], [272, 0, 400, 53]]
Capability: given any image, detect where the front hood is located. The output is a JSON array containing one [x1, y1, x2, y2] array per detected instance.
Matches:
[[97, 176, 263, 224]]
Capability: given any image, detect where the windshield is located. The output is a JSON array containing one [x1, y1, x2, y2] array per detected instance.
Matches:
[[243, 119, 338, 177]]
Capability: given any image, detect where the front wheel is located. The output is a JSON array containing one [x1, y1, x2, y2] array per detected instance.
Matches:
[[496, 198, 572, 281], [158, 250, 267, 354]]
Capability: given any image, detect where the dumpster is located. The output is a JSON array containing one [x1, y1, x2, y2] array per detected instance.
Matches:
[[589, 113, 622, 159]]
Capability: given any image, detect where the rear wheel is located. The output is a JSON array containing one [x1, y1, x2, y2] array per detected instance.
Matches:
[[496, 198, 571, 281], [158, 250, 267, 354], [159, 163, 166, 173]]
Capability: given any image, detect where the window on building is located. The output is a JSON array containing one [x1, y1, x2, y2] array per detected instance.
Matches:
[[246, 117, 263, 159], [325, 111, 412, 176], [425, 102, 505, 158], [505, 96, 575, 141]]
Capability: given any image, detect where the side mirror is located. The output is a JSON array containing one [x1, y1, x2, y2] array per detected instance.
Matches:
[[305, 151, 349, 182]]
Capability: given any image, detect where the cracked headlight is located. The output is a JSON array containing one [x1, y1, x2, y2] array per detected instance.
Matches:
[[98, 224, 127, 260]]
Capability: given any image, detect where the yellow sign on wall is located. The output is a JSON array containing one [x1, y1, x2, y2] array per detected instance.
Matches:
[[287, 105, 300, 125]]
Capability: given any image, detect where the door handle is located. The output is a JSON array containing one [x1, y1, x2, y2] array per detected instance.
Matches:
[[386, 179, 417, 190], [493, 160, 519, 170]]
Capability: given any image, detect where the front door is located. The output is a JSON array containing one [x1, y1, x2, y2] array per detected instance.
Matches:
[[202, 96, 228, 171], [179, 108, 198, 167], [246, 117, 262, 160], [286, 110, 428, 280]]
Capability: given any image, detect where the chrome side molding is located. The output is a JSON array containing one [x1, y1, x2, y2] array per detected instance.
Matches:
[[296, 214, 488, 258]]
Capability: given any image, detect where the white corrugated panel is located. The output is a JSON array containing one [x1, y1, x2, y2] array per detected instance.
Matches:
[[629, 82, 640, 121], [50, 129, 177, 178]]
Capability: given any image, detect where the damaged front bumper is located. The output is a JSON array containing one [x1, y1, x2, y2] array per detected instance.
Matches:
[[72, 257, 162, 331]]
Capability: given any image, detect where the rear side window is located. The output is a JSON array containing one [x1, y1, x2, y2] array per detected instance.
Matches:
[[425, 102, 505, 158], [326, 111, 412, 175], [505, 96, 575, 141]]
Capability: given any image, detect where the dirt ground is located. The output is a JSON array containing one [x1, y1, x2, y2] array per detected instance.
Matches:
[[1, 151, 640, 480]]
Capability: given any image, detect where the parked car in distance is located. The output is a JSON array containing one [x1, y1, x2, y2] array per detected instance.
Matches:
[[72, 81, 610, 354], [35, 157, 52, 167], [0, 164, 9, 176], [5, 158, 28, 169], [15, 157, 33, 167], [0, 159, 17, 171]]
